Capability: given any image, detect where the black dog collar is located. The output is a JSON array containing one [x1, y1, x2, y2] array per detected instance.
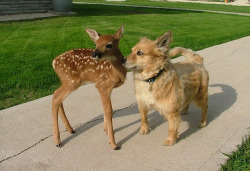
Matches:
[[145, 69, 164, 91]]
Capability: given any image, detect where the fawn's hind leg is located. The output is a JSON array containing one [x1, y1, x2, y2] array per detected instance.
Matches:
[[59, 103, 75, 134]]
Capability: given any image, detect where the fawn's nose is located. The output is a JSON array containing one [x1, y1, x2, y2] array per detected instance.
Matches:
[[92, 50, 101, 58], [122, 58, 127, 64]]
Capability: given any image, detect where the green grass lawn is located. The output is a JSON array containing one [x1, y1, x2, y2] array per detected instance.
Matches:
[[74, 0, 250, 14], [0, 3, 250, 110], [0, 3, 249, 170], [221, 135, 250, 170]]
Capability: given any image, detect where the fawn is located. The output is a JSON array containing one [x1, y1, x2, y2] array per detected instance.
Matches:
[[52, 25, 127, 150]]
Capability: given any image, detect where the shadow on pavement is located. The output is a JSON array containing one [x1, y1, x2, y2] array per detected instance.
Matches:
[[61, 84, 236, 148], [117, 84, 237, 146]]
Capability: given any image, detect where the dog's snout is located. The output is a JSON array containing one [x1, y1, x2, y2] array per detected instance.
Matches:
[[92, 50, 101, 58]]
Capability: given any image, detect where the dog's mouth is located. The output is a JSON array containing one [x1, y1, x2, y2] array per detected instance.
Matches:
[[124, 63, 137, 70], [128, 67, 137, 70]]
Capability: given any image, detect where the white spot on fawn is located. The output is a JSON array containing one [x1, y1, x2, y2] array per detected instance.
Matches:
[[99, 73, 105, 78], [88, 69, 95, 73]]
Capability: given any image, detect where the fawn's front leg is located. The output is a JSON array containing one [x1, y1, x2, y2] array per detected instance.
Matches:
[[97, 87, 119, 150]]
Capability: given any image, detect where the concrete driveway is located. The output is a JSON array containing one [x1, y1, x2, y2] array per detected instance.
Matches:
[[0, 36, 250, 170]]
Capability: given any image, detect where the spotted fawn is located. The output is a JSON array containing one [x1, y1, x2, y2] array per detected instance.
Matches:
[[52, 25, 127, 150]]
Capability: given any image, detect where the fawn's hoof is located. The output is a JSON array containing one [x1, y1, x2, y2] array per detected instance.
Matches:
[[56, 144, 62, 148], [114, 146, 120, 150], [71, 130, 76, 134]]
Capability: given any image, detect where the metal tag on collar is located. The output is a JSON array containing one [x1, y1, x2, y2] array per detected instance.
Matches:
[[148, 79, 154, 91]]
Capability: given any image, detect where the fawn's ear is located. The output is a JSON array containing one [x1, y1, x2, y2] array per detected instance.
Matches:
[[85, 28, 102, 42], [155, 31, 172, 51], [114, 24, 124, 40]]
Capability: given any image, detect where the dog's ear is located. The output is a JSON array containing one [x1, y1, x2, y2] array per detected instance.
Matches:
[[114, 24, 124, 40], [85, 28, 102, 42], [155, 31, 172, 50]]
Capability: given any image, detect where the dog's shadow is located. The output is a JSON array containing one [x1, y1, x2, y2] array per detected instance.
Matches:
[[116, 83, 237, 146], [178, 83, 237, 141], [61, 84, 237, 147]]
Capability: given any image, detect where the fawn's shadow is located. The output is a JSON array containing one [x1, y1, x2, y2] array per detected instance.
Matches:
[[60, 103, 139, 146], [61, 84, 237, 147]]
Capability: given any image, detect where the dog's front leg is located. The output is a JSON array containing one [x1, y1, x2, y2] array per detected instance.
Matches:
[[164, 113, 181, 146], [138, 103, 150, 135]]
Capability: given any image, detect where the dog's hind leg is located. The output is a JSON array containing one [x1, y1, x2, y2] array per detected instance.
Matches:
[[138, 103, 150, 135], [194, 90, 208, 128], [180, 102, 191, 115], [164, 113, 181, 146]]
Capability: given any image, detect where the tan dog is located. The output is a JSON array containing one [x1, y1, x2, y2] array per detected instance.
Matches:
[[124, 31, 209, 145]]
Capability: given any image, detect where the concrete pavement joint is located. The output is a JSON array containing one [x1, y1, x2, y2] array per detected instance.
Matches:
[[205, 44, 244, 66], [74, 2, 250, 16], [0, 102, 136, 164], [198, 128, 239, 170], [0, 134, 52, 164]]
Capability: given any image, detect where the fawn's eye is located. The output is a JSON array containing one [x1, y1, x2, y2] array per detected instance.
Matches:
[[106, 44, 113, 49], [137, 51, 143, 56]]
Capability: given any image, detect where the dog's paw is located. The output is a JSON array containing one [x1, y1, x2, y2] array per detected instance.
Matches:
[[163, 139, 176, 146], [139, 126, 150, 135], [199, 121, 207, 128]]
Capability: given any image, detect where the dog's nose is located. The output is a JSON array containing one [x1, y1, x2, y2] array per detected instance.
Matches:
[[122, 58, 127, 64], [92, 50, 101, 58]]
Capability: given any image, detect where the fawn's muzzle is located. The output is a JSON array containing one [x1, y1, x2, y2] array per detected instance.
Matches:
[[122, 58, 127, 64], [92, 50, 102, 59]]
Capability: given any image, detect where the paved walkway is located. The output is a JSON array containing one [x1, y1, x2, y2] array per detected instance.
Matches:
[[167, 0, 250, 6], [1, 36, 250, 170], [1, 0, 249, 22], [0, 11, 76, 22], [75, 1, 250, 16]]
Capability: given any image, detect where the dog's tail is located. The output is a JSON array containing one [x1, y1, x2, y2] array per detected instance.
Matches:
[[168, 47, 204, 64]]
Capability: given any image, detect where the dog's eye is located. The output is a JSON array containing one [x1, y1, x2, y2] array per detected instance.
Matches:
[[106, 44, 113, 49], [137, 51, 143, 56]]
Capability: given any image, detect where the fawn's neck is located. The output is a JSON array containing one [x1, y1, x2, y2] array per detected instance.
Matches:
[[109, 51, 127, 83]]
